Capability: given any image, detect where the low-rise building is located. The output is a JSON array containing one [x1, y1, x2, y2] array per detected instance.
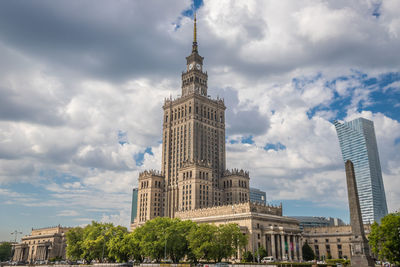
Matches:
[[175, 202, 303, 261], [302, 225, 371, 260], [12, 226, 70, 263]]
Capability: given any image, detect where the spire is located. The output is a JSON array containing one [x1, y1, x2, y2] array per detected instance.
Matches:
[[194, 12, 197, 43], [192, 11, 198, 53]]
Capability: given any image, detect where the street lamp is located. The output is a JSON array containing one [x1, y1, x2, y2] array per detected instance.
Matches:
[[164, 230, 167, 262], [101, 230, 107, 263], [10, 230, 22, 243]]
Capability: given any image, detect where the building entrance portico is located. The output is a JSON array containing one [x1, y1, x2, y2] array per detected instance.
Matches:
[[262, 228, 303, 261]]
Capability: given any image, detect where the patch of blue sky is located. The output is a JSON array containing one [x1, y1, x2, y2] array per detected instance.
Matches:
[[371, 1, 381, 18], [6, 182, 51, 196], [280, 199, 349, 223], [241, 136, 254, 144], [305, 71, 400, 121], [264, 142, 286, 151], [39, 170, 81, 184], [118, 130, 128, 145], [359, 72, 400, 120], [292, 72, 322, 92], [134, 147, 154, 166], [174, 0, 204, 30]]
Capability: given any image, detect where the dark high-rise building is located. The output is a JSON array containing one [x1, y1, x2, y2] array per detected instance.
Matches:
[[130, 188, 138, 224]]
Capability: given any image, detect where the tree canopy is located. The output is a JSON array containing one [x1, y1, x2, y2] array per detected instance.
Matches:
[[65, 218, 248, 263], [369, 212, 400, 265], [302, 241, 315, 261], [0, 242, 12, 261], [66, 221, 128, 263]]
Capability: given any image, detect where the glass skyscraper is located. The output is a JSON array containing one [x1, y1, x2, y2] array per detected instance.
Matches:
[[130, 188, 138, 224], [334, 118, 388, 224], [249, 187, 267, 205]]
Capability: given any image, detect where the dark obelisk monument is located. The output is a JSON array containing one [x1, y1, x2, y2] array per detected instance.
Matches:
[[345, 160, 375, 267]]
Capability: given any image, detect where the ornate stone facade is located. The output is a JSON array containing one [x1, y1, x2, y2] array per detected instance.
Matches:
[[175, 202, 302, 261], [12, 226, 70, 263], [303, 225, 371, 260], [130, 16, 303, 262]]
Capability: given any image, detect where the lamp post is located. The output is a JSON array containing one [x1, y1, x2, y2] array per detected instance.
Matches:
[[101, 230, 107, 263], [164, 230, 167, 262], [11, 230, 23, 243]]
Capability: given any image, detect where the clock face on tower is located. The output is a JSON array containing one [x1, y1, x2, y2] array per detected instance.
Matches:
[[196, 63, 201, 70], [189, 64, 193, 70]]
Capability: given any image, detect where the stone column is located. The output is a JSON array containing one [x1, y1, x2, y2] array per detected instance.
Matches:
[[271, 233, 276, 259], [276, 234, 281, 260], [299, 236, 303, 261], [345, 160, 375, 267], [281, 234, 286, 261], [288, 235, 292, 261], [293, 235, 298, 261], [261, 233, 266, 252]]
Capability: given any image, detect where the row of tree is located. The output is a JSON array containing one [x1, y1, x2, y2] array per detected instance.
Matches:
[[66, 218, 247, 263]]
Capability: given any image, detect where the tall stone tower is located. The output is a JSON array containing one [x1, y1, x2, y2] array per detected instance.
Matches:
[[345, 160, 375, 267], [132, 15, 250, 229], [162, 14, 227, 217]]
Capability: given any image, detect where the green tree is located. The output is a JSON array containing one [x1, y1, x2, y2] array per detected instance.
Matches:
[[107, 226, 129, 262], [214, 224, 248, 262], [80, 221, 117, 263], [66, 221, 128, 263], [166, 219, 197, 263], [188, 223, 247, 262], [123, 232, 143, 262], [0, 242, 12, 261], [254, 246, 267, 262], [369, 212, 400, 265], [242, 251, 253, 262], [135, 217, 174, 262], [188, 223, 218, 262], [66, 227, 84, 260], [302, 241, 315, 261]]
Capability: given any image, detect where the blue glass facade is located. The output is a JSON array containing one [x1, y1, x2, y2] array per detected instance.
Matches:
[[334, 118, 388, 224], [249, 187, 266, 205], [131, 188, 138, 223]]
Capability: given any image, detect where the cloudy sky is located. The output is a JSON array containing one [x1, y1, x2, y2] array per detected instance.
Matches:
[[1, 0, 400, 241]]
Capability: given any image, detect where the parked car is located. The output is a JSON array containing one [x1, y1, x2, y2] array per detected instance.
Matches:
[[261, 256, 275, 263], [215, 262, 229, 267]]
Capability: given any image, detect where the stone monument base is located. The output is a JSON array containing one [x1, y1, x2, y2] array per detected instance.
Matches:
[[350, 240, 375, 267], [351, 255, 375, 267]]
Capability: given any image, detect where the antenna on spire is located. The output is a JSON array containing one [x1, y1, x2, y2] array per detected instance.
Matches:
[[194, 12, 197, 43], [192, 10, 198, 53]]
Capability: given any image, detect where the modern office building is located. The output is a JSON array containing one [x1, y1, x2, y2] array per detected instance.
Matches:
[[334, 118, 388, 223], [250, 187, 266, 205], [130, 188, 138, 224], [291, 216, 346, 230]]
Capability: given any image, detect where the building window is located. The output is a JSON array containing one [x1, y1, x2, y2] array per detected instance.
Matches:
[[325, 239, 329, 243]]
